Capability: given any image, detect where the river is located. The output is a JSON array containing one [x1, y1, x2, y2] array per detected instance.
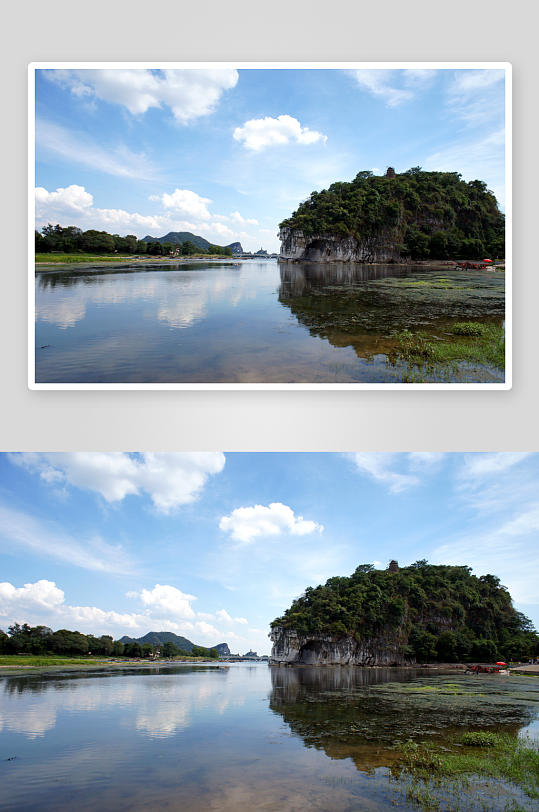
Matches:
[[1, 664, 536, 812], [34, 260, 505, 384]]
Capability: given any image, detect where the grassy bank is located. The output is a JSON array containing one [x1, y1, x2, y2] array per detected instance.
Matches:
[[35, 253, 234, 266], [388, 732, 539, 811], [35, 253, 136, 264], [0, 654, 224, 674], [387, 322, 505, 382]]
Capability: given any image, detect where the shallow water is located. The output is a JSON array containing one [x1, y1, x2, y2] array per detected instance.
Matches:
[[1, 665, 536, 812], [34, 260, 505, 384]]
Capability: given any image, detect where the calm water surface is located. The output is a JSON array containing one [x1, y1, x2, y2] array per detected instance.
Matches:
[[34, 260, 505, 383], [1, 664, 536, 812]]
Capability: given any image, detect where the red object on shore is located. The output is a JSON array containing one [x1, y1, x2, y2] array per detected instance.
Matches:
[[496, 661, 506, 665], [483, 258, 493, 263]]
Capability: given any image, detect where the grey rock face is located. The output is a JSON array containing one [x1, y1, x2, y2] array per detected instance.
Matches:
[[278, 227, 404, 264], [269, 626, 414, 667]]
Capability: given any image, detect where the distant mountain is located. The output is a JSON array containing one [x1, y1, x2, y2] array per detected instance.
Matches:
[[142, 232, 211, 250], [119, 631, 231, 654], [120, 631, 195, 651], [142, 232, 242, 253]]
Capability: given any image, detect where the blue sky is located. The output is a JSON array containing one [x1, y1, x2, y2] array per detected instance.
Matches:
[[1, 452, 536, 655], [33, 65, 507, 254]]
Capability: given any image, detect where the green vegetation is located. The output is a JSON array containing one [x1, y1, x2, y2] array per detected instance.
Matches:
[[0, 655, 109, 667], [0, 624, 223, 665], [271, 562, 539, 663], [390, 733, 539, 811], [387, 323, 505, 381], [280, 167, 504, 260], [35, 253, 136, 264], [35, 223, 233, 260]]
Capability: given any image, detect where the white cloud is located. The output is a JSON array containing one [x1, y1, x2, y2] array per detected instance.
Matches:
[[0, 580, 145, 632], [216, 609, 248, 624], [229, 211, 259, 226], [347, 70, 413, 107], [433, 506, 539, 606], [349, 452, 419, 493], [459, 452, 531, 481], [233, 115, 327, 151], [446, 69, 505, 127], [0, 579, 64, 609], [347, 68, 438, 108], [36, 119, 159, 181], [149, 189, 213, 220], [35, 184, 93, 212], [0, 504, 133, 573], [408, 452, 446, 469], [44, 68, 239, 124], [127, 584, 197, 618], [219, 502, 323, 543], [10, 452, 225, 514], [35, 185, 261, 246]]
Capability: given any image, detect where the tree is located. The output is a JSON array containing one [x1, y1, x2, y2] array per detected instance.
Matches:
[[141, 643, 155, 658], [409, 627, 437, 662], [436, 630, 458, 661], [181, 240, 197, 256], [112, 640, 124, 656], [162, 641, 179, 658]]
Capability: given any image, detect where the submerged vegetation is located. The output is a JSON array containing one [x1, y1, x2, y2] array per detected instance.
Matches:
[[387, 322, 505, 382], [280, 167, 505, 260], [389, 732, 539, 812], [271, 562, 538, 663]]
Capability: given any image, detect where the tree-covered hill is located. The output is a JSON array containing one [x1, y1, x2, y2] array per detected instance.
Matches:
[[279, 168, 505, 261], [142, 231, 213, 250], [271, 562, 538, 663], [35, 225, 233, 257], [120, 631, 195, 650]]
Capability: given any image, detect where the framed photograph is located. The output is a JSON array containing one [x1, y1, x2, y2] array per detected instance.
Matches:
[[30, 63, 511, 389]]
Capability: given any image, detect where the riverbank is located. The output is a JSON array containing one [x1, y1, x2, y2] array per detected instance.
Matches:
[[35, 255, 243, 271], [0, 656, 226, 676]]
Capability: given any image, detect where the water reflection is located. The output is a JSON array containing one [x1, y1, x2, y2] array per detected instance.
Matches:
[[269, 667, 538, 765], [279, 262, 410, 297], [278, 263, 505, 335], [34, 260, 505, 383], [0, 665, 242, 739]]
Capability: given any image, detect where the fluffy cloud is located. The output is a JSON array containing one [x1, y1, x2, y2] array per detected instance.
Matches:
[[349, 452, 419, 493], [0, 580, 144, 631], [44, 68, 239, 124], [0, 579, 64, 609], [229, 211, 259, 226], [10, 452, 226, 513], [127, 584, 197, 619], [35, 184, 93, 212], [219, 502, 323, 543], [149, 189, 213, 220], [233, 115, 327, 151], [34, 185, 260, 246], [215, 609, 248, 624]]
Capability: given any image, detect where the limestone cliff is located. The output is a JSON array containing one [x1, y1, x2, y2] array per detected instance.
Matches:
[[279, 226, 404, 264], [269, 625, 413, 667]]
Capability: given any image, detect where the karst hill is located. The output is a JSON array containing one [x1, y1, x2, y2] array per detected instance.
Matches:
[[270, 561, 536, 666], [279, 167, 504, 263]]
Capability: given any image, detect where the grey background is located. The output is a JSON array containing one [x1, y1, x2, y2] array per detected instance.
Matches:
[[2, 1, 535, 451]]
